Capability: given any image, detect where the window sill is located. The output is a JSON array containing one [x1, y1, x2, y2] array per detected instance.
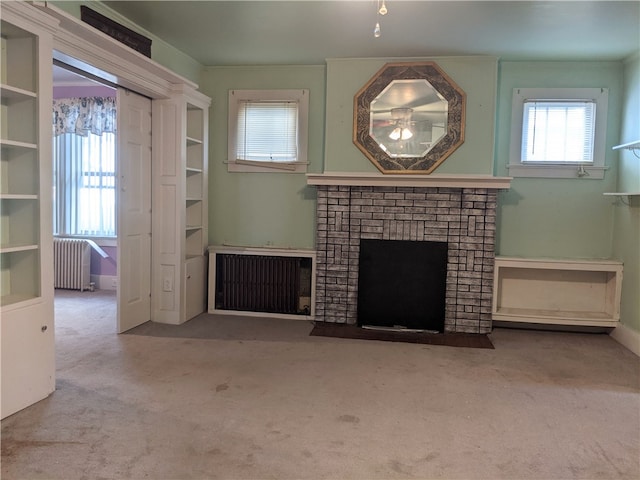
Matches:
[[227, 159, 308, 174], [506, 163, 607, 179]]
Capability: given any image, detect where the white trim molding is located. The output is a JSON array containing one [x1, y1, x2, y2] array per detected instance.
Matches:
[[507, 164, 608, 180], [33, 2, 197, 99], [307, 172, 512, 189], [91, 275, 117, 291], [610, 322, 640, 357], [509, 87, 609, 179], [227, 89, 309, 173]]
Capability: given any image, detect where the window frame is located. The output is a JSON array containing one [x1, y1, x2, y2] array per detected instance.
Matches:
[[227, 89, 309, 173], [508, 88, 609, 179]]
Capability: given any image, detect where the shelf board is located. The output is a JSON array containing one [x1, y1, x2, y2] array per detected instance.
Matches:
[[495, 256, 623, 271], [185, 225, 202, 232], [494, 308, 618, 327], [186, 136, 203, 146], [612, 140, 640, 151], [1, 293, 40, 308], [0, 138, 38, 150], [495, 306, 613, 321], [186, 167, 203, 174], [603, 192, 640, 196], [1, 83, 37, 100], [0, 243, 39, 253], [185, 197, 202, 202], [0, 193, 38, 200]]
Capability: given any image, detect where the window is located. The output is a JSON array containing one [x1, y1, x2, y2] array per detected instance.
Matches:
[[228, 89, 309, 173], [509, 88, 608, 178], [53, 132, 116, 237], [53, 97, 117, 237]]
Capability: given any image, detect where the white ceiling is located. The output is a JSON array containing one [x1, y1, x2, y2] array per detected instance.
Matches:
[[102, 1, 640, 66]]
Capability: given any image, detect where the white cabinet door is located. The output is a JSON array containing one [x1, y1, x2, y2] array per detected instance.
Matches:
[[117, 89, 152, 333], [1, 301, 55, 419]]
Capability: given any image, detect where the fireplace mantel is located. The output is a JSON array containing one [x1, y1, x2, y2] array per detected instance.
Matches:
[[307, 172, 512, 189]]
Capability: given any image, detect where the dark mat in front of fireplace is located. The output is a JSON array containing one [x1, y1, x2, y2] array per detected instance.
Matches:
[[310, 323, 494, 349]]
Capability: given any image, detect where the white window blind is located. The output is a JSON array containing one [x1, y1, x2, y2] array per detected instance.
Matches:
[[521, 100, 596, 163], [236, 101, 299, 162], [53, 132, 116, 237]]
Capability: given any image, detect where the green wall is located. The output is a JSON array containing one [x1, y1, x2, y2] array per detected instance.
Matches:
[[495, 61, 623, 259], [199, 66, 326, 250], [50, 1, 202, 83], [324, 56, 498, 174], [612, 54, 640, 333], [36, 2, 640, 334]]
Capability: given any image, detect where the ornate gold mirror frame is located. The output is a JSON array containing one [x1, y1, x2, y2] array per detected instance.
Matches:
[[353, 62, 466, 174]]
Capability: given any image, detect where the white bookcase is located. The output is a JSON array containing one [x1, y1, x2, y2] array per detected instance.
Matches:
[[1, 3, 57, 419], [184, 101, 208, 320], [492, 257, 623, 327], [1, 22, 40, 306], [153, 87, 210, 324]]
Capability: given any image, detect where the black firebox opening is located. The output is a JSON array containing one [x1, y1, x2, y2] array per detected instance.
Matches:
[[357, 239, 447, 332]]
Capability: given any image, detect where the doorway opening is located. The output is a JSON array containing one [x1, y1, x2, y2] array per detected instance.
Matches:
[[52, 57, 153, 335], [52, 63, 118, 332]]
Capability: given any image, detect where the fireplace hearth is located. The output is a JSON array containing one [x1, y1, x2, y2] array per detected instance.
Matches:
[[308, 173, 510, 334]]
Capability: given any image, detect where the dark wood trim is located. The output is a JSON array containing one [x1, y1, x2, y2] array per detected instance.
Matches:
[[80, 6, 151, 58]]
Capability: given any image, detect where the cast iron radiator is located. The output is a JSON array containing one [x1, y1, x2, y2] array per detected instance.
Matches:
[[217, 254, 301, 314], [53, 238, 92, 291]]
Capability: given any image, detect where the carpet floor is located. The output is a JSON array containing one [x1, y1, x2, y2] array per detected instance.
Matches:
[[1, 289, 639, 480]]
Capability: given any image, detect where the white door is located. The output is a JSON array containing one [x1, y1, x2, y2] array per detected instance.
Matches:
[[117, 89, 152, 333]]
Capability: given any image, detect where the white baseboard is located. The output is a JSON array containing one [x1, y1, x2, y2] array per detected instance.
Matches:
[[610, 322, 640, 357], [91, 275, 117, 291]]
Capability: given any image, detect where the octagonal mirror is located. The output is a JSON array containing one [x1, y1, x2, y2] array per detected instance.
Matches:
[[354, 62, 466, 174], [370, 79, 448, 158]]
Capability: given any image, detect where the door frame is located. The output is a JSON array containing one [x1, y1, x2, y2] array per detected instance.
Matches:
[[40, 2, 199, 326]]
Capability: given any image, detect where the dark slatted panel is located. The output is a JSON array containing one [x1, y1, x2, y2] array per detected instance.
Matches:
[[219, 254, 300, 314]]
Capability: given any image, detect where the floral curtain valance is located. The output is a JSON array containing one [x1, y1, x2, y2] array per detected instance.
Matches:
[[53, 97, 116, 137]]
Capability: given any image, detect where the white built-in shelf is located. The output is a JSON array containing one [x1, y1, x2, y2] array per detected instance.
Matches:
[[185, 225, 202, 231], [186, 136, 202, 146], [493, 257, 623, 327], [612, 140, 640, 151], [0, 194, 38, 200], [0, 139, 38, 150], [0, 293, 38, 308], [607, 142, 640, 199], [0, 243, 39, 254], [1, 83, 37, 99], [186, 167, 202, 174]]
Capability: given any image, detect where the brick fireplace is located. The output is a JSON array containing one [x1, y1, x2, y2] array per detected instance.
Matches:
[[307, 173, 511, 334]]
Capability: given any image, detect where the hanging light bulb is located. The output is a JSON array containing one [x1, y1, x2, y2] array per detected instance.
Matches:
[[401, 127, 413, 140], [389, 127, 401, 140], [379, 0, 388, 15], [374, 22, 381, 38]]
